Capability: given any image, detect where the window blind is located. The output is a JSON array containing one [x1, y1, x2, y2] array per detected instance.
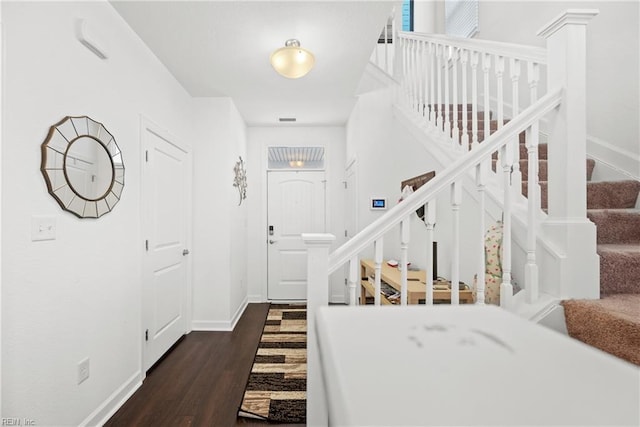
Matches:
[[445, 0, 478, 38]]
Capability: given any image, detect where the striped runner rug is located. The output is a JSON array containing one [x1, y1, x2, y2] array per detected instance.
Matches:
[[238, 304, 307, 423]]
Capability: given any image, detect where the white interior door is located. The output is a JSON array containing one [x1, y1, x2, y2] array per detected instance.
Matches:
[[268, 170, 326, 300], [142, 123, 191, 371]]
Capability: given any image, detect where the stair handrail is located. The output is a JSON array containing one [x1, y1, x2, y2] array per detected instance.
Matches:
[[397, 31, 547, 66], [328, 87, 563, 275]]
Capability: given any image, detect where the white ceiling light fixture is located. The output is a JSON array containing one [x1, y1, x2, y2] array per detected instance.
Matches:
[[270, 39, 315, 79]]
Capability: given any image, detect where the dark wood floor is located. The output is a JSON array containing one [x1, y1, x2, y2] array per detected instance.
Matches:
[[105, 303, 305, 427]]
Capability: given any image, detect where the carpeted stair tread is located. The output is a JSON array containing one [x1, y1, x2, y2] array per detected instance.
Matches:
[[562, 294, 640, 366], [586, 180, 640, 209], [523, 181, 640, 210], [455, 119, 509, 131], [510, 159, 596, 181], [587, 209, 640, 244], [597, 244, 640, 295], [465, 129, 525, 145], [496, 159, 593, 181]]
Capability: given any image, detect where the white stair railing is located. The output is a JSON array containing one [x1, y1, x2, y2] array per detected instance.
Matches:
[[309, 10, 599, 424], [396, 32, 547, 152], [304, 89, 561, 423]]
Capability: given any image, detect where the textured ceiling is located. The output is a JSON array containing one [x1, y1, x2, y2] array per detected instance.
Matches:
[[111, 1, 395, 125]]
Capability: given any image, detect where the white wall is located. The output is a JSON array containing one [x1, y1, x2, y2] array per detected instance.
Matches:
[[191, 98, 248, 331], [1, 1, 245, 424], [346, 88, 486, 287], [413, 0, 444, 33], [246, 127, 346, 303], [473, 1, 639, 179]]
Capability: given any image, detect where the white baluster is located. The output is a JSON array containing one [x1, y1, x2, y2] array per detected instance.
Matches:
[[424, 201, 437, 305], [436, 44, 443, 129], [348, 256, 359, 306], [444, 47, 451, 135], [526, 61, 541, 304], [500, 143, 514, 308], [413, 40, 420, 111], [406, 39, 413, 109], [409, 39, 416, 110], [475, 162, 486, 305], [451, 47, 460, 147], [482, 53, 491, 143], [451, 181, 461, 305], [402, 36, 408, 107], [460, 49, 470, 150], [389, 14, 396, 76], [417, 40, 424, 116], [400, 218, 410, 305], [422, 41, 429, 119], [470, 51, 479, 148], [495, 55, 505, 129], [429, 42, 435, 124], [510, 58, 522, 198], [374, 238, 384, 306], [393, 35, 403, 83], [495, 55, 505, 189], [525, 123, 540, 304], [528, 59, 541, 203], [384, 20, 389, 74]]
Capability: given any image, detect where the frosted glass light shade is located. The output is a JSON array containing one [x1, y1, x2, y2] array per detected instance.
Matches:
[[270, 39, 315, 79]]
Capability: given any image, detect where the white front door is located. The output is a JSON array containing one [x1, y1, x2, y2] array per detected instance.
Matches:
[[141, 122, 191, 371], [267, 170, 326, 300]]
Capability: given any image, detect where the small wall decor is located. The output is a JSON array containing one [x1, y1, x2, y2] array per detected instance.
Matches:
[[40, 116, 125, 218], [233, 156, 247, 205], [400, 171, 436, 221]]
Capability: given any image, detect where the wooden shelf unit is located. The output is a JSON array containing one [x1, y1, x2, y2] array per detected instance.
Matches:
[[359, 259, 474, 305]]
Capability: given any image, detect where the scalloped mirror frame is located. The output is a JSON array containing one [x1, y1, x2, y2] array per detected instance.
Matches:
[[40, 116, 125, 218]]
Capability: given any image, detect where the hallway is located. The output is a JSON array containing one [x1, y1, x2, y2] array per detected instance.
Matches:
[[105, 304, 304, 427]]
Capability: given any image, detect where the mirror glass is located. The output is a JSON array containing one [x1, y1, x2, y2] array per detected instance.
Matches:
[[65, 136, 114, 200], [41, 116, 125, 218]]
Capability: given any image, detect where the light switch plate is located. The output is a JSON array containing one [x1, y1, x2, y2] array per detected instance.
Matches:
[[31, 216, 56, 241]]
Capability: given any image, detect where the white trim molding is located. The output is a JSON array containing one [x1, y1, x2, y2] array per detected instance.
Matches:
[[79, 371, 142, 427], [587, 135, 640, 181], [536, 9, 600, 39], [192, 298, 248, 331]]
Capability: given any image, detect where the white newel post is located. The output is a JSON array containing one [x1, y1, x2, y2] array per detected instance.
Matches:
[[302, 233, 335, 427], [537, 10, 600, 299]]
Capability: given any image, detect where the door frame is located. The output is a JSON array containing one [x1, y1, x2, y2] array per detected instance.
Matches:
[[139, 115, 193, 376], [261, 145, 330, 302]]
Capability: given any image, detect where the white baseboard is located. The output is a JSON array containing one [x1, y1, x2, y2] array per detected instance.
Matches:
[[230, 297, 249, 330], [79, 371, 142, 427], [248, 294, 265, 303], [191, 298, 249, 332], [587, 135, 640, 181], [191, 320, 234, 331]]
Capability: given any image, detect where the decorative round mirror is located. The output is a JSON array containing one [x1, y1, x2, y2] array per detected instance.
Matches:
[[40, 116, 125, 218]]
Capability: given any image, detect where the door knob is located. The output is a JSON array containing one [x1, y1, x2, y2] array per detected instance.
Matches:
[[182, 249, 190, 256], [269, 240, 278, 244]]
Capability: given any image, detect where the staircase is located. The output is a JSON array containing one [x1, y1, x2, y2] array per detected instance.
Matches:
[[481, 117, 640, 366], [563, 179, 640, 366], [303, 9, 640, 425]]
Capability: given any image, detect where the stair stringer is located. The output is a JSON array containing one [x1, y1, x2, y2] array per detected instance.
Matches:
[[392, 102, 576, 325]]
